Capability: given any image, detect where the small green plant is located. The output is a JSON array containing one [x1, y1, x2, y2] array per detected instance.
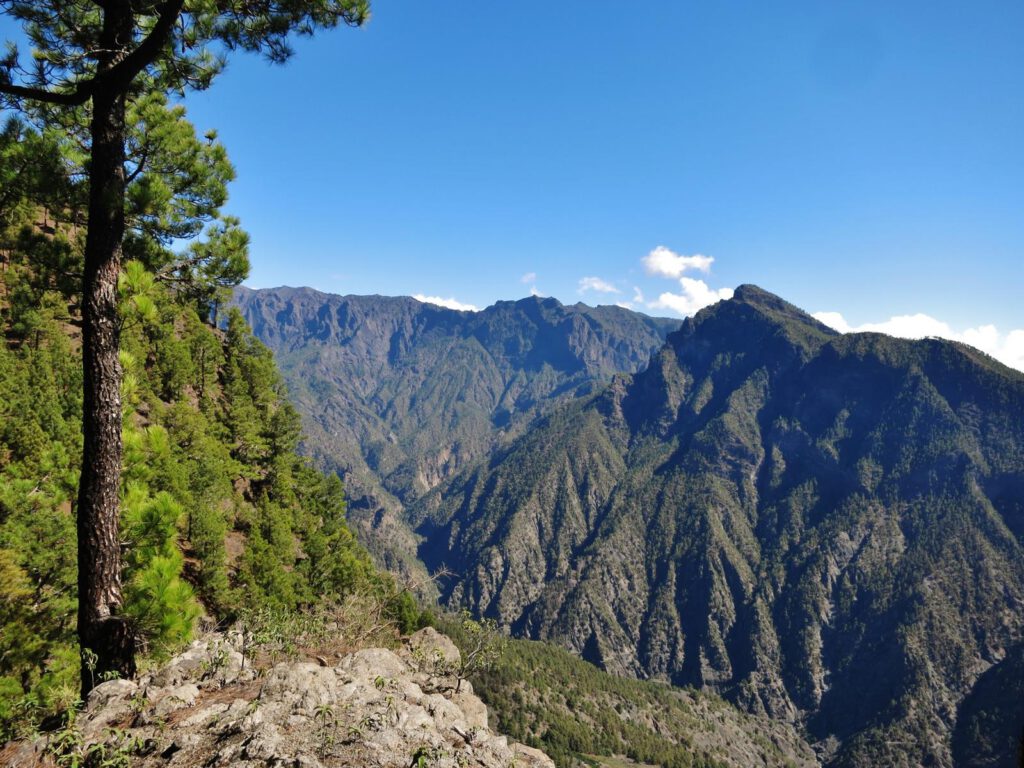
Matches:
[[86, 727, 144, 768], [47, 712, 141, 768], [410, 745, 448, 767], [313, 703, 338, 757], [411, 745, 431, 767], [47, 709, 85, 768], [453, 612, 506, 693], [200, 641, 232, 679], [239, 606, 331, 671], [360, 711, 383, 732], [151, 713, 168, 736], [81, 648, 99, 694], [127, 689, 149, 718]]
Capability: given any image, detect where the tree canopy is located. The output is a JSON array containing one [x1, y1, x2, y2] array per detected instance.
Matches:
[[0, 1, 369, 107]]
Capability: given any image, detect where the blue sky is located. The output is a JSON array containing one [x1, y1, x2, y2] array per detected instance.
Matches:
[[5, 1, 1024, 365]]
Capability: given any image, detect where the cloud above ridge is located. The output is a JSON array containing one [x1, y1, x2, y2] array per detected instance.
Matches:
[[641, 246, 732, 317], [413, 294, 480, 312], [578, 276, 620, 294], [651, 277, 734, 317], [643, 246, 714, 278], [813, 311, 1024, 372]]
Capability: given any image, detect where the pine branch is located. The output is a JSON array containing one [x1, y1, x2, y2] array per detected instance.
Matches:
[[101, 0, 184, 91]]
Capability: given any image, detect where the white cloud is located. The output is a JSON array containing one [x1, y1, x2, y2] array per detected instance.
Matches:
[[813, 311, 1024, 372], [615, 301, 634, 310], [578, 276, 620, 294], [812, 311, 852, 333], [642, 246, 714, 278], [1003, 331, 1024, 371], [520, 272, 537, 284], [529, 285, 543, 297], [650, 277, 734, 317], [413, 294, 480, 312], [641, 247, 730, 317]]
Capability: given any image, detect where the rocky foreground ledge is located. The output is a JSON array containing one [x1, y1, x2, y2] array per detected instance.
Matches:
[[3, 628, 553, 768]]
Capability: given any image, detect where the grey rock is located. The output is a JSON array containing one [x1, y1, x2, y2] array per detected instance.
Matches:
[[404, 627, 460, 667], [79, 678, 139, 734], [151, 682, 199, 718], [450, 689, 488, 730], [29, 632, 553, 768]]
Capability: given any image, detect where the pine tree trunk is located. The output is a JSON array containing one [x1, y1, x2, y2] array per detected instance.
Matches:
[[76, 7, 136, 699]]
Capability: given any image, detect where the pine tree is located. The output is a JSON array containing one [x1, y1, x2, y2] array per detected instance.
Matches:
[[1, 0, 369, 693], [2, 129, 420, 730]]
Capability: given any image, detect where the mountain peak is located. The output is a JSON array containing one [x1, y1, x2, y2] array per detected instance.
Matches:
[[512, 294, 564, 310], [731, 283, 776, 303], [721, 283, 838, 345], [670, 284, 837, 363], [729, 284, 829, 328]]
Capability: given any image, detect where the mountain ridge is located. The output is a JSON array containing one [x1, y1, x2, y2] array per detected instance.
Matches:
[[231, 286, 680, 578], [413, 285, 1024, 767]]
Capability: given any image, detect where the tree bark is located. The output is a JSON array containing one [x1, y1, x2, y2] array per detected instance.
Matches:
[[76, 6, 136, 699]]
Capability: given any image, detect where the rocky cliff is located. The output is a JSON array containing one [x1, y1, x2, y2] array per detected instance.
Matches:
[[2, 628, 553, 768]]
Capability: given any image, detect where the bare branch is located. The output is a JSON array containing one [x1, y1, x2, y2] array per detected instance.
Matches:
[[124, 142, 148, 183], [0, 79, 91, 105]]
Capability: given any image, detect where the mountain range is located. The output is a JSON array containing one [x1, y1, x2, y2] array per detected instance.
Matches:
[[236, 284, 1024, 767], [232, 286, 678, 576]]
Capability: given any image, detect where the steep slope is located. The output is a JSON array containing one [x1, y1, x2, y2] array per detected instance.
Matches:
[[232, 286, 678, 575], [951, 640, 1024, 767], [415, 285, 1024, 767], [448, 619, 819, 768]]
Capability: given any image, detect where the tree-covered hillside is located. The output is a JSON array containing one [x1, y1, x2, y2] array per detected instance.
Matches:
[[232, 286, 678, 578], [0, 119, 415, 739], [416, 285, 1024, 767], [441, 618, 818, 768]]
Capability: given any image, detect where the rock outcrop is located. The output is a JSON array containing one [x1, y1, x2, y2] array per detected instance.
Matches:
[[3, 629, 553, 768]]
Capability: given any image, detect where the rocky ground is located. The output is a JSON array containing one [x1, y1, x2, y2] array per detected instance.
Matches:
[[3, 628, 553, 768]]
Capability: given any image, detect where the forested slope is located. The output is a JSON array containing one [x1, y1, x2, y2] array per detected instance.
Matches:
[[0, 119, 416, 739], [443, 619, 818, 768]]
